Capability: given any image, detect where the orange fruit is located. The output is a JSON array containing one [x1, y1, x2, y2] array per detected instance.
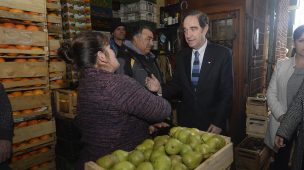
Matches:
[[12, 78, 22, 81], [15, 121, 28, 128], [48, 35, 54, 40], [2, 23, 15, 28], [38, 147, 49, 153], [21, 109, 33, 114], [20, 153, 30, 160], [28, 137, 40, 144], [13, 111, 21, 116], [28, 150, 39, 156], [0, 6, 10, 11], [48, 13, 58, 17], [14, 58, 27, 62], [9, 9, 24, 13], [0, 44, 9, 48], [27, 120, 39, 126], [10, 91, 23, 97], [24, 20, 32, 24], [15, 24, 26, 30], [39, 134, 51, 140], [26, 11, 39, 16], [0, 58, 5, 62], [27, 58, 39, 62], [38, 119, 48, 123], [7, 45, 17, 56], [30, 47, 43, 51], [55, 79, 64, 84], [18, 142, 28, 148], [32, 89, 44, 95], [16, 45, 32, 50], [29, 165, 40, 170], [26, 25, 40, 31], [23, 91, 34, 96]]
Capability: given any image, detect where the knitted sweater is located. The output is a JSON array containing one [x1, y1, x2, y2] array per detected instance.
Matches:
[[0, 83, 13, 141], [75, 68, 171, 169]]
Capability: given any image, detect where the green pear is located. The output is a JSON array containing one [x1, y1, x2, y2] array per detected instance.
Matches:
[[180, 144, 193, 156], [182, 151, 203, 169], [128, 150, 145, 166], [136, 161, 154, 170], [112, 161, 135, 170], [154, 135, 170, 148], [169, 127, 184, 137], [112, 150, 129, 161], [170, 155, 182, 166], [188, 134, 201, 149], [96, 154, 118, 169], [143, 148, 153, 161], [136, 144, 147, 152], [205, 136, 226, 153], [171, 162, 188, 170], [142, 139, 154, 149], [201, 133, 214, 143], [150, 146, 166, 162], [165, 138, 183, 155], [193, 144, 212, 159], [189, 128, 200, 136], [177, 129, 191, 144], [152, 155, 171, 170]]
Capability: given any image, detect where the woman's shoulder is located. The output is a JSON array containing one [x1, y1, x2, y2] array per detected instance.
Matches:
[[276, 57, 294, 68]]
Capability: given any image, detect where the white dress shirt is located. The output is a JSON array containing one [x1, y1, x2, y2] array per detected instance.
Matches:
[[191, 39, 208, 75]]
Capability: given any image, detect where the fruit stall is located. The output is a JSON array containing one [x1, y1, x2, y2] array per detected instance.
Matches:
[[85, 127, 233, 170]]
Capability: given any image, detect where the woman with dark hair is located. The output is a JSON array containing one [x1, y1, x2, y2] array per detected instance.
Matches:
[[57, 32, 171, 170], [265, 25, 304, 169]]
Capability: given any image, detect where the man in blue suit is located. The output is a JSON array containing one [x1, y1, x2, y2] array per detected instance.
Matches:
[[146, 10, 233, 134]]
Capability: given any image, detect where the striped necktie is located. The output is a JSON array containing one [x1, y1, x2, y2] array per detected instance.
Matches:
[[191, 51, 200, 87]]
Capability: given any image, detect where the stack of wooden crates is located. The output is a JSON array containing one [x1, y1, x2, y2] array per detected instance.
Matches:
[[46, 0, 67, 89], [235, 96, 271, 170], [0, 0, 56, 169]]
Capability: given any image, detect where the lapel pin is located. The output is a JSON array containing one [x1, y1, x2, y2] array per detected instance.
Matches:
[[208, 61, 211, 64]]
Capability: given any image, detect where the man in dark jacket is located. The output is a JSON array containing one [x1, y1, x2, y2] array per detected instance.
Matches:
[[146, 10, 233, 134], [0, 83, 13, 170], [117, 25, 163, 86]]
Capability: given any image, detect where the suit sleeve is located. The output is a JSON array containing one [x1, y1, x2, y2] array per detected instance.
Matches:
[[0, 83, 13, 141], [276, 82, 304, 141], [213, 49, 233, 128], [114, 77, 171, 124], [266, 60, 286, 120], [162, 52, 183, 100]]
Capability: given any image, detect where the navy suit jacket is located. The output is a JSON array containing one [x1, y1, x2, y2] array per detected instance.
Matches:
[[163, 42, 233, 131]]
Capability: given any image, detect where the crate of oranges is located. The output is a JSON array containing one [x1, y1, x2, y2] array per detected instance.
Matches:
[[54, 89, 77, 118]]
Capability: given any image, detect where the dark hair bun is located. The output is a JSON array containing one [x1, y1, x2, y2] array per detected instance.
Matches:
[[58, 41, 74, 64]]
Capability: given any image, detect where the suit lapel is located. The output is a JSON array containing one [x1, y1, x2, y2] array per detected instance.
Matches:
[[184, 48, 192, 83], [197, 43, 214, 88]]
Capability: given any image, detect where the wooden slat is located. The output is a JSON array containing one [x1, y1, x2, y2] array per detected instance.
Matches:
[[0, 0, 46, 14], [13, 120, 56, 143], [46, 2, 61, 10], [49, 61, 66, 72], [47, 15, 62, 24], [9, 93, 51, 111], [47, 25, 63, 34], [0, 10, 46, 23], [0, 27, 48, 46], [0, 62, 48, 78]]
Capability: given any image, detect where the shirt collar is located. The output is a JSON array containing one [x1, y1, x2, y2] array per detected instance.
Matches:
[[192, 39, 208, 55]]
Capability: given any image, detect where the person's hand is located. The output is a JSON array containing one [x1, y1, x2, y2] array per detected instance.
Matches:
[[207, 124, 222, 134], [0, 140, 11, 163], [149, 122, 170, 134], [275, 135, 286, 148], [145, 74, 161, 93]]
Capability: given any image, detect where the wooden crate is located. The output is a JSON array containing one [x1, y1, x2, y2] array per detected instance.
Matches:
[[47, 15, 62, 24], [0, 0, 46, 22], [55, 89, 77, 118], [48, 39, 60, 55], [2, 77, 48, 91], [85, 133, 233, 170], [10, 148, 55, 170], [48, 24, 63, 34], [47, 2, 61, 11], [246, 114, 268, 138], [246, 97, 268, 116], [13, 120, 56, 144], [0, 27, 48, 48], [235, 137, 270, 170]]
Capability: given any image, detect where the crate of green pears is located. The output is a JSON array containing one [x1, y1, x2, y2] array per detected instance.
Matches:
[[85, 126, 233, 170]]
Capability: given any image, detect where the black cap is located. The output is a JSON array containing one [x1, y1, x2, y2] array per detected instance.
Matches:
[[111, 20, 126, 33]]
